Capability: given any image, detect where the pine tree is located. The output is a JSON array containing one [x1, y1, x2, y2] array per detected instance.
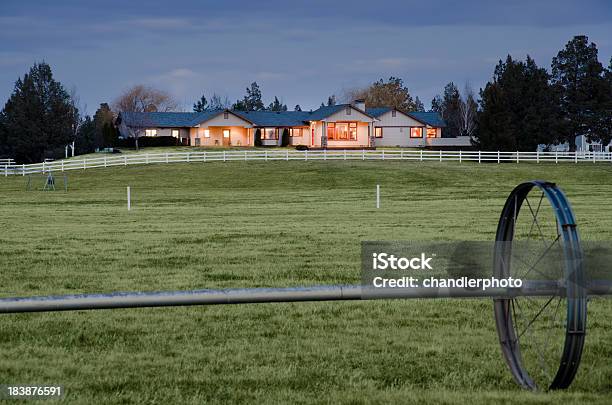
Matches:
[[233, 82, 265, 111], [551, 35, 610, 150], [294, 104, 302, 111], [267, 97, 287, 112], [0, 62, 75, 163], [430, 95, 443, 113], [414, 96, 425, 112], [441, 82, 462, 138], [93, 103, 116, 148], [476, 55, 562, 151], [193, 94, 208, 112]]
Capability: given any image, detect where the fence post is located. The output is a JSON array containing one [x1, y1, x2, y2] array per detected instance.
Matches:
[[555, 151, 558, 164], [104, 156, 108, 167], [420, 150, 423, 162], [362, 149, 365, 160], [203, 151, 207, 163], [459, 150, 462, 163], [575, 151, 578, 164], [84, 159, 86, 170], [497, 151, 500, 164], [187, 152, 191, 163], [265, 150, 268, 161], [593, 152, 596, 164], [536, 150, 539, 163], [42, 161, 45, 173], [305, 150, 308, 161], [223, 151, 226, 162], [324, 149, 327, 160], [124, 156, 127, 166], [376, 184, 380, 209], [4, 164, 6, 177], [61, 160, 64, 172], [382, 150, 385, 160], [166, 153, 169, 164], [344, 149, 346, 160], [516, 151, 519, 164], [439, 150, 442, 162], [245, 151, 248, 161], [286, 149, 289, 161], [400, 150, 404, 160], [127, 186, 131, 211], [22, 163, 25, 176], [478, 151, 481, 163]]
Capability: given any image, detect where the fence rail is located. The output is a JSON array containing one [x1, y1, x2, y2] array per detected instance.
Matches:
[[2, 149, 612, 176]]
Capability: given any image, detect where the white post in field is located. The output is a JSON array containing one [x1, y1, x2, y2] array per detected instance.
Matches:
[[376, 184, 380, 209], [127, 186, 131, 211]]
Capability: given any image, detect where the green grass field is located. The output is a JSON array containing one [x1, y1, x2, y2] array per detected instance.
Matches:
[[0, 160, 611, 404]]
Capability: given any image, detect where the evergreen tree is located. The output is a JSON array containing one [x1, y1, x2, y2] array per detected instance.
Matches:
[[551, 35, 610, 150], [414, 96, 425, 112], [294, 104, 302, 111], [347, 78, 415, 111], [441, 82, 462, 137], [193, 94, 208, 112], [267, 97, 287, 111], [233, 82, 265, 111], [327, 95, 336, 106], [0, 62, 75, 163], [430, 95, 443, 113], [75, 115, 96, 154], [476, 55, 562, 151], [93, 103, 117, 148]]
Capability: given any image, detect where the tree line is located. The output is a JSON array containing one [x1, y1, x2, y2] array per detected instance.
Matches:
[[0, 35, 610, 162]]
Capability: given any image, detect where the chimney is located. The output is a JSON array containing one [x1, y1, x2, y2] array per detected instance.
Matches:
[[354, 99, 365, 111]]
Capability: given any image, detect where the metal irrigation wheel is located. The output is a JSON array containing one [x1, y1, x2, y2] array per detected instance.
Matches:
[[493, 181, 587, 390]]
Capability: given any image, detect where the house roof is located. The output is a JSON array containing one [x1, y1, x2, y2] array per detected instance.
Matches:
[[365, 107, 392, 117], [366, 108, 446, 128], [118, 111, 228, 128], [407, 111, 446, 127], [118, 104, 440, 129], [233, 110, 312, 127]]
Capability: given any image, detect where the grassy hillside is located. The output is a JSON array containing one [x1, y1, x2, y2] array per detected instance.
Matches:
[[0, 161, 611, 404]]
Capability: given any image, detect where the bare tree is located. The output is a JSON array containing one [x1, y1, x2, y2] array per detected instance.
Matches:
[[112, 84, 178, 113], [209, 93, 231, 110], [459, 83, 478, 139], [112, 85, 178, 149]]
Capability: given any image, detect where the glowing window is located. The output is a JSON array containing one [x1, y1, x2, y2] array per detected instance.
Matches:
[[426, 128, 437, 138], [145, 129, 157, 136], [290, 128, 302, 137], [410, 127, 423, 138], [171, 129, 179, 138], [375, 127, 383, 138], [348, 122, 357, 140], [223, 129, 230, 138], [262, 128, 277, 140], [204, 129, 210, 138], [326, 123, 335, 140]]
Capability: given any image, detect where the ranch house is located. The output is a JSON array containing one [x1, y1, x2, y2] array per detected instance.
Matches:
[[116, 100, 472, 148]]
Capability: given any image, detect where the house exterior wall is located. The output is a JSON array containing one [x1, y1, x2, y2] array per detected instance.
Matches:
[[197, 112, 253, 128], [190, 126, 250, 147], [373, 110, 443, 147]]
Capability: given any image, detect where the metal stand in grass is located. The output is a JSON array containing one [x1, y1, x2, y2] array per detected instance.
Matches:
[[1, 181, 610, 391], [26, 172, 68, 192]]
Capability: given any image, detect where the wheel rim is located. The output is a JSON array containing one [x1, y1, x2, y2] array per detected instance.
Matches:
[[493, 181, 587, 390]]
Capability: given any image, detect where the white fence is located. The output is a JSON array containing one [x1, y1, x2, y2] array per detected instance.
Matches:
[[2, 149, 612, 176]]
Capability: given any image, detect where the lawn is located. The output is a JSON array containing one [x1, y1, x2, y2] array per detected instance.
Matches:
[[0, 160, 611, 404]]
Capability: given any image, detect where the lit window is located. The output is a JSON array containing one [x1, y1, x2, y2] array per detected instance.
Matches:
[[375, 127, 383, 138], [290, 128, 302, 137], [410, 127, 423, 138], [392, 110, 397, 117], [262, 128, 278, 140], [145, 129, 157, 136], [335, 123, 348, 140], [426, 128, 437, 138], [204, 129, 210, 138], [349, 122, 357, 140], [194, 138, 201, 146], [223, 112, 229, 119], [223, 129, 230, 138], [171, 129, 179, 138], [327, 123, 335, 140]]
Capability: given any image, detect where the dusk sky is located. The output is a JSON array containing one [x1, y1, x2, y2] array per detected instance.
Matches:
[[1, 0, 611, 115]]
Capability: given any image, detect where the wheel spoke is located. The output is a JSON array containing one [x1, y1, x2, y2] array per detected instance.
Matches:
[[517, 295, 556, 340]]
